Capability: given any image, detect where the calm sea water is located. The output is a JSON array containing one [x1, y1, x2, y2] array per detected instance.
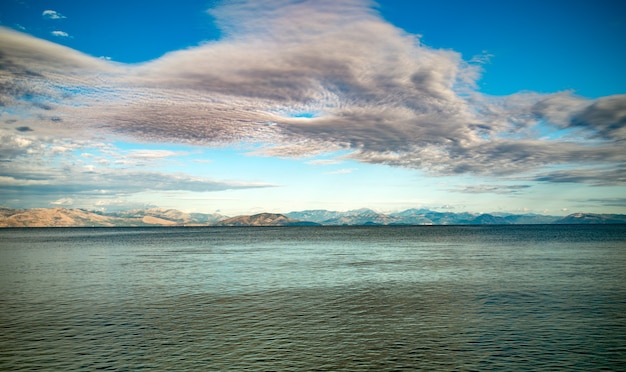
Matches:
[[1, 225, 625, 370]]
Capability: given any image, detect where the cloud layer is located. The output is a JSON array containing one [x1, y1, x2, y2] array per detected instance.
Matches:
[[1, 0, 625, 189], [0, 129, 273, 208]]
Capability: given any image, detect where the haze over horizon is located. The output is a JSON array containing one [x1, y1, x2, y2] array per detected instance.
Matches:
[[1, 0, 625, 216]]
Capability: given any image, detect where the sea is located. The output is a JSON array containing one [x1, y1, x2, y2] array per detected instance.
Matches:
[[1, 225, 625, 371]]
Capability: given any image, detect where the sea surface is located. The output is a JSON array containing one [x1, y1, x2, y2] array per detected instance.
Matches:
[[1, 225, 625, 371]]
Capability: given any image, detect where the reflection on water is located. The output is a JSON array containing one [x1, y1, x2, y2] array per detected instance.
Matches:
[[1, 226, 625, 370]]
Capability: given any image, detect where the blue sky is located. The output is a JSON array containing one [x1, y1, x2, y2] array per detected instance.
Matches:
[[1, 0, 625, 216]]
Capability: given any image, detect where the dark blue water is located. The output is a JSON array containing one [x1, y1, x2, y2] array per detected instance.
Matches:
[[1, 225, 625, 370]]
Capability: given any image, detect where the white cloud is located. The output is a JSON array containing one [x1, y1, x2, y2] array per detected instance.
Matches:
[[42, 10, 66, 20], [50, 198, 74, 205], [125, 149, 189, 160], [51, 31, 70, 38], [327, 168, 358, 175], [0, 176, 50, 187], [307, 159, 343, 166]]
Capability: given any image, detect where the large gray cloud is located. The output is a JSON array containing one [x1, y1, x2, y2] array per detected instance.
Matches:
[[535, 167, 626, 186], [1, 0, 625, 185], [532, 93, 626, 139]]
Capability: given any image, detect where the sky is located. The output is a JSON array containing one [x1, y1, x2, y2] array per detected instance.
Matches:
[[1, 0, 625, 216]]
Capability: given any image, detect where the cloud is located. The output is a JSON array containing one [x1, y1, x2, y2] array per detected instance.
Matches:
[[571, 95, 626, 139], [0, 129, 275, 207], [0, 0, 625, 186], [125, 149, 190, 160], [42, 10, 66, 20], [326, 168, 358, 175], [585, 198, 626, 207], [535, 167, 626, 186], [51, 31, 70, 38], [307, 159, 343, 166], [532, 93, 626, 139], [0, 27, 113, 111], [453, 184, 531, 194], [50, 197, 74, 205], [0, 168, 275, 203]]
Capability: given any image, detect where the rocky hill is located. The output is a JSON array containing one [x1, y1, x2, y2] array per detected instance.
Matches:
[[0, 208, 129, 227], [0, 207, 224, 227], [215, 213, 318, 226], [554, 213, 626, 224]]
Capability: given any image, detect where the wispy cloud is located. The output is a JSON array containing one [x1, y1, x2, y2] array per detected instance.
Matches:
[[51, 31, 70, 38], [0, 168, 275, 204], [50, 197, 74, 205], [452, 184, 532, 194], [42, 10, 66, 20], [0, 129, 274, 207], [1, 0, 625, 187], [125, 149, 190, 160], [535, 167, 626, 186], [306, 159, 343, 166], [326, 168, 358, 175], [585, 198, 626, 207]]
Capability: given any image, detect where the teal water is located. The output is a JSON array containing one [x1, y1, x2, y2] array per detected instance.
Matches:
[[1, 225, 625, 370]]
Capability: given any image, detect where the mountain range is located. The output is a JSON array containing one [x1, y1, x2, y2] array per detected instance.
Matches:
[[1, 207, 626, 227]]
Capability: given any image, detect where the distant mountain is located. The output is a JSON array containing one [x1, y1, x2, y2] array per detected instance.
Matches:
[[321, 208, 400, 225], [110, 208, 226, 224], [466, 214, 512, 225], [387, 210, 433, 225], [555, 213, 626, 224], [288, 208, 554, 225], [0, 207, 136, 227], [388, 209, 470, 225], [286, 209, 598, 226], [288, 208, 433, 225], [286, 210, 345, 223], [1, 207, 624, 227], [0, 207, 227, 227], [215, 213, 318, 226], [503, 214, 561, 224]]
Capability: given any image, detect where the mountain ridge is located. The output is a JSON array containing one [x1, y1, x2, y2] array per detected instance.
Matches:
[[1, 207, 625, 227]]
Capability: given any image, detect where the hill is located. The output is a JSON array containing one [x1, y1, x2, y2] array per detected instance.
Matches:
[[0, 207, 226, 227], [110, 208, 226, 225], [554, 213, 626, 224], [0, 207, 130, 227], [215, 213, 318, 226]]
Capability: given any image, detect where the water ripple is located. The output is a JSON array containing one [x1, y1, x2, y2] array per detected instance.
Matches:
[[1, 226, 625, 370]]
